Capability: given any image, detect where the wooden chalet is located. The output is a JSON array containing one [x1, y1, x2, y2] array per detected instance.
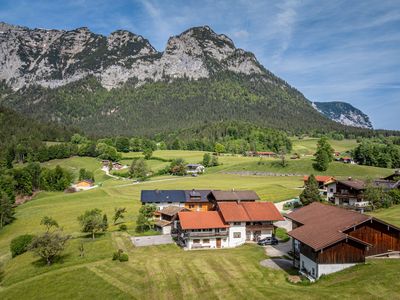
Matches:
[[286, 202, 400, 280], [154, 206, 189, 235]]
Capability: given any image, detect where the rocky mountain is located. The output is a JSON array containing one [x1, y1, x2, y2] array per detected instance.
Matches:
[[0, 22, 369, 136], [0, 22, 263, 90], [313, 101, 373, 129]]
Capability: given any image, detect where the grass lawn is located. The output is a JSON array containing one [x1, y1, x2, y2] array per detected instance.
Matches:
[[221, 157, 393, 179], [1, 152, 399, 299], [291, 138, 359, 156], [40, 156, 109, 182], [369, 205, 400, 227]]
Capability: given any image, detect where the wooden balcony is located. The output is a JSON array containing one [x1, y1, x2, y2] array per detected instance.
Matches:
[[246, 224, 274, 231], [185, 231, 228, 238]]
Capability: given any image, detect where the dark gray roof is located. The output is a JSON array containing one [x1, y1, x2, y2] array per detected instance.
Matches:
[[141, 190, 186, 203], [185, 190, 212, 202], [141, 190, 213, 203]]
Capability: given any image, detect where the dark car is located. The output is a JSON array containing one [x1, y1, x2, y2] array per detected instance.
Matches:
[[257, 236, 279, 246]]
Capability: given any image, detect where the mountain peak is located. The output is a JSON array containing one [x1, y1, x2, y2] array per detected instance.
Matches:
[[313, 101, 373, 129], [0, 22, 264, 90]]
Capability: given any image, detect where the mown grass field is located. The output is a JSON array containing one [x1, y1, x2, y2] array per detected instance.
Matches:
[[291, 138, 358, 155], [1, 147, 399, 299]]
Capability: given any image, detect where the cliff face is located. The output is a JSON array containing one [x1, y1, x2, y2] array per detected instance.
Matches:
[[313, 101, 373, 129], [0, 23, 264, 90]]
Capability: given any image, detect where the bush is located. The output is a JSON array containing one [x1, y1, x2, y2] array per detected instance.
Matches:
[[112, 249, 128, 262], [119, 224, 128, 231], [119, 253, 129, 262], [10, 234, 35, 258], [112, 251, 120, 261]]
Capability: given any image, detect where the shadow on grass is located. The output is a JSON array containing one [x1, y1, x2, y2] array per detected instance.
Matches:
[[31, 253, 72, 267]]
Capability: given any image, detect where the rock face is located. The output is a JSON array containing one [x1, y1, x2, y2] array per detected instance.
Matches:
[[0, 23, 264, 90], [313, 101, 373, 129]]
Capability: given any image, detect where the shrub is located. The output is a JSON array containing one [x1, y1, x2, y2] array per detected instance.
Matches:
[[119, 253, 129, 262], [112, 249, 128, 261], [119, 224, 128, 231], [10, 234, 35, 258]]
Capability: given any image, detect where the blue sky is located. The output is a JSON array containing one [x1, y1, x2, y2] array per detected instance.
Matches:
[[1, 0, 399, 130]]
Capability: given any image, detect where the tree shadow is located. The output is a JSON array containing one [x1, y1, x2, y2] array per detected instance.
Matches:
[[31, 253, 72, 267]]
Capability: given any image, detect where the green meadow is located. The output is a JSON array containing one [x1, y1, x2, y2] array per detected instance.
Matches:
[[1, 145, 399, 299]]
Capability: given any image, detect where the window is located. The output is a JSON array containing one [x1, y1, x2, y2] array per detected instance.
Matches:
[[330, 188, 334, 192], [203, 239, 210, 244], [233, 222, 241, 225], [233, 232, 241, 238], [312, 268, 315, 276], [189, 204, 195, 209], [198, 204, 202, 208], [193, 239, 200, 244], [168, 202, 172, 204]]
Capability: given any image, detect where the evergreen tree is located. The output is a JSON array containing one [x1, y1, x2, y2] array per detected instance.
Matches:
[[313, 137, 334, 171], [300, 174, 323, 205], [0, 192, 14, 229], [202, 153, 211, 167]]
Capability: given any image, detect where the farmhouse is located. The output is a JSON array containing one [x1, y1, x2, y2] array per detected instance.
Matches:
[[286, 202, 400, 280], [176, 201, 284, 250], [176, 211, 230, 249], [185, 164, 205, 175], [325, 178, 368, 209], [303, 175, 335, 199], [141, 189, 213, 211], [154, 206, 189, 235]]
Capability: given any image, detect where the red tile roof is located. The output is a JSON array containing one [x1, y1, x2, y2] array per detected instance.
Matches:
[[303, 175, 334, 183], [218, 202, 284, 222], [178, 211, 229, 230], [286, 202, 371, 251]]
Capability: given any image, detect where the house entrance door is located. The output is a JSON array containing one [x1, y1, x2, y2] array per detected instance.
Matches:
[[216, 238, 221, 248]]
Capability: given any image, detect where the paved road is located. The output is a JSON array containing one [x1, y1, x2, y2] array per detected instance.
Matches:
[[260, 258, 293, 271], [264, 240, 292, 257], [131, 235, 174, 247]]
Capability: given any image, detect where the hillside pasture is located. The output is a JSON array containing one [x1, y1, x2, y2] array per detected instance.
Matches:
[[221, 157, 392, 179], [291, 138, 358, 155]]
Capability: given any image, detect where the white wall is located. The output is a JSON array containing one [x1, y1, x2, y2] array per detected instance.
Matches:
[[228, 222, 246, 247], [187, 237, 229, 250], [260, 229, 273, 239], [300, 254, 318, 279], [318, 263, 356, 278], [326, 183, 336, 200], [162, 225, 171, 235]]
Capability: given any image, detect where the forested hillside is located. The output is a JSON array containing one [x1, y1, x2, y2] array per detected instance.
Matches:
[[0, 74, 378, 137]]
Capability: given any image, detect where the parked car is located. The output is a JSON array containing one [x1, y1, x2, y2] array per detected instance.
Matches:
[[257, 236, 279, 246]]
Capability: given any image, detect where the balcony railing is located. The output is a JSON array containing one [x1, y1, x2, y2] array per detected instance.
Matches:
[[246, 225, 274, 231], [185, 231, 228, 238]]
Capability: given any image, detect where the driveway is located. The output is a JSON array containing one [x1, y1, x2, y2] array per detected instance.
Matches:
[[260, 258, 293, 271], [264, 240, 292, 257], [131, 235, 174, 247]]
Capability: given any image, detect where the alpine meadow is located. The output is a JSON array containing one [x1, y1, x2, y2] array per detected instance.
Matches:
[[0, 1, 400, 299]]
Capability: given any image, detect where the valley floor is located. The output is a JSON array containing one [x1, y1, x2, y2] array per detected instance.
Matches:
[[0, 148, 399, 299]]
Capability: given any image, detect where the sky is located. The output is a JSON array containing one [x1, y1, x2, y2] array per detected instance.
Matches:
[[0, 0, 399, 130]]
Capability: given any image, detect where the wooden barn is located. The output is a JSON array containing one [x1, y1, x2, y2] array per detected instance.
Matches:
[[286, 202, 400, 280]]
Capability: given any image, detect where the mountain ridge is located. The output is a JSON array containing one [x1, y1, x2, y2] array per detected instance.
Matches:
[[0, 22, 266, 90], [313, 101, 373, 129], [0, 22, 379, 136]]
